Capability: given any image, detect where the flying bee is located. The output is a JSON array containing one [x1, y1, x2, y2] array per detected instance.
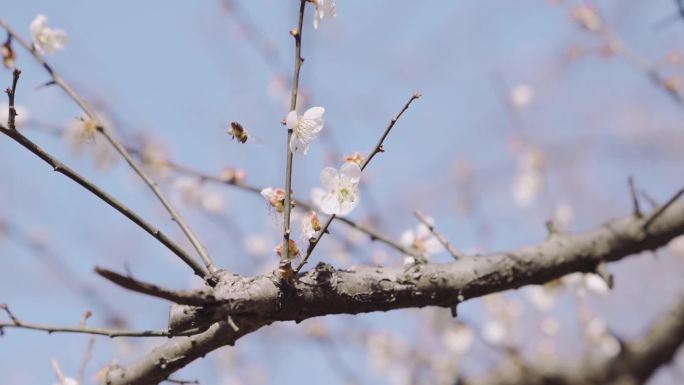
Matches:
[[228, 121, 249, 143]]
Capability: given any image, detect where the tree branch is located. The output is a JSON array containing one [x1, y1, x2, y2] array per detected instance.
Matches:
[[281, 0, 307, 273], [0, 18, 217, 274], [0, 304, 201, 338], [108, 195, 684, 384], [94, 267, 216, 306], [0, 121, 208, 278], [414, 209, 464, 259]]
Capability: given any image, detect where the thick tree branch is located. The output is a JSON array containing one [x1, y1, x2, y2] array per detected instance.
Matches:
[[104, 320, 266, 385], [107, 195, 684, 384]]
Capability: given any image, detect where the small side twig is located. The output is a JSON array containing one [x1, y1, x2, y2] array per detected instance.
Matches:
[[95, 267, 215, 306], [628, 176, 642, 217], [643, 187, 684, 230], [295, 93, 422, 273], [78, 338, 95, 385], [414, 210, 463, 259], [4, 67, 19, 129], [164, 379, 200, 385], [0, 304, 201, 338]]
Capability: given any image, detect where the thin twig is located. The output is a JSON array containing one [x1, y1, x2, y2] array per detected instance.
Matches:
[[628, 176, 642, 217], [361, 92, 422, 172], [5, 67, 19, 129], [295, 93, 422, 273], [0, 121, 207, 278], [414, 210, 463, 259], [0, 18, 217, 274], [334, 215, 422, 258], [78, 338, 95, 385], [639, 189, 659, 209], [0, 304, 202, 338], [643, 187, 684, 230], [282, 0, 307, 269], [95, 267, 215, 306], [164, 379, 200, 385]]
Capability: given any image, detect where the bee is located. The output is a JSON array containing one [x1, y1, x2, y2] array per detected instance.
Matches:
[[228, 121, 249, 143]]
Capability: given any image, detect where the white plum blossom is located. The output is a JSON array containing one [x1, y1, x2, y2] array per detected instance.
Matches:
[[285, 106, 324, 154], [482, 319, 507, 346], [301, 211, 321, 240], [30, 14, 68, 55], [509, 84, 534, 109], [563, 272, 610, 297], [442, 324, 474, 355], [525, 285, 558, 312], [312, 0, 336, 29], [53, 378, 78, 385], [260, 187, 291, 214], [512, 147, 544, 207], [400, 219, 444, 257], [312, 162, 361, 215]]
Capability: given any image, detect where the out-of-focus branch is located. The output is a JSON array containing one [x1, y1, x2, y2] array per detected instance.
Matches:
[[296, 92, 422, 272], [0, 18, 217, 275], [107, 194, 684, 384], [459, 290, 684, 385], [414, 209, 464, 259]]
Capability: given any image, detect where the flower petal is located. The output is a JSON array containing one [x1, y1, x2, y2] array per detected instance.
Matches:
[[30, 14, 47, 38], [337, 194, 358, 215], [303, 106, 325, 120], [340, 162, 361, 184], [319, 167, 338, 190], [318, 192, 339, 215], [285, 110, 298, 129], [311, 187, 327, 209], [289, 134, 309, 154]]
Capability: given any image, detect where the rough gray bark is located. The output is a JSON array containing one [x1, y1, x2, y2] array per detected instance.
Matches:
[[103, 199, 684, 385]]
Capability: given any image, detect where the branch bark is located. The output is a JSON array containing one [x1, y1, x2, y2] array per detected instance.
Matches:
[[106, 196, 684, 384]]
